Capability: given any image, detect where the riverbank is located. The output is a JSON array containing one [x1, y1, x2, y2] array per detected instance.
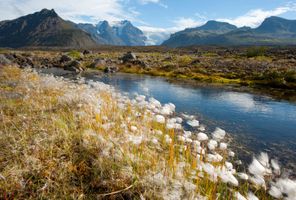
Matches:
[[1, 66, 295, 199], [1, 47, 295, 101]]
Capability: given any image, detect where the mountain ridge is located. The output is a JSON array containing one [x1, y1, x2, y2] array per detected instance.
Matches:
[[163, 16, 296, 47], [0, 9, 97, 48]]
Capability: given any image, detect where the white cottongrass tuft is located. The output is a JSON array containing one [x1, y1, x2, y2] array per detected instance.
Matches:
[[177, 135, 186, 143], [212, 127, 226, 141], [128, 135, 143, 145], [187, 119, 199, 127], [155, 114, 165, 124], [275, 178, 296, 199], [202, 163, 218, 182], [271, 159, 281, 175], [130, 126, 138, 132], [219, 142, 228, 150], [249, 175, 266, 188], [268, 185, 282, 199], [175, 117, 183, 123], [149, 97, 161, 108], [183, 130, 192, 138], [237, 173, 249, 180], [258, 152, 270, 168], [228, 151, 235, 157], [164, 134, 172, 144], [248, 157, 267, 177], [197, 132, 208, 141], [219, 170, 238, 186], [207, 153, 223, 163], [234, 192, 247, 200], [208, 139, 218, 150], [160, 103, 175, 115], [246, 192, 259, 200], [198, 125, 206, 131]]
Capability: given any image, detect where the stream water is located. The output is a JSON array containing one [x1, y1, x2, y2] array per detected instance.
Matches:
[[41, 68, 296, 173]]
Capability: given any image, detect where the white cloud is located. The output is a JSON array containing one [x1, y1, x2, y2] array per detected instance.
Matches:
[[173, 17, 204, 30], [138, 0, 168, 8], [0, 0, 138, 23], [217, 4, 296, 28], [139, 17, 205, 45]]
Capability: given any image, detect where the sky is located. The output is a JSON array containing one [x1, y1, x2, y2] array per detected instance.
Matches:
[[1, 0, 296, 44]]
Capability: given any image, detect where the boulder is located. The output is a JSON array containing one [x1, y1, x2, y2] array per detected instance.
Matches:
[[104, 66, 118, 73], [0, 54, 12, 66], [64, 60, 83, 73], [89, 58, 106, 68], [83, 50, 92, 55], [60, 55, 72, 63], [122, 52, 137, 63]]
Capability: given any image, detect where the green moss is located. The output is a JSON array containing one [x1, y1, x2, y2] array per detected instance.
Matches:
[[68, 50, 82, 59]]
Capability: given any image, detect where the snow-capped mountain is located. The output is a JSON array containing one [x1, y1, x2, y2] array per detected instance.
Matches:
[[77, 20, 147, 46]]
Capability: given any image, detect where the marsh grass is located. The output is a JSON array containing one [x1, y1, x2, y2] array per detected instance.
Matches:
[[0, 66, 285, 199]]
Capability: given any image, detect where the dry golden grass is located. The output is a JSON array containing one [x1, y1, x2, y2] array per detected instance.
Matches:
[[0, 66, 277, 199]]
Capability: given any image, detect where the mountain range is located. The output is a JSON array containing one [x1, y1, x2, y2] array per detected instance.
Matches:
[[0, 9, 147, 48], [162, 17, 296, 47], [1, 9, 296, 48], [77, 20, 147, 46]]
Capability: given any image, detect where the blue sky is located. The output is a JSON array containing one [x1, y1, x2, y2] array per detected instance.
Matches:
[[1, 0, 296, 44]]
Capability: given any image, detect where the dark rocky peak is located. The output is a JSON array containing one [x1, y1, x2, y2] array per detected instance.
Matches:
[[39, 9, 58, 17]]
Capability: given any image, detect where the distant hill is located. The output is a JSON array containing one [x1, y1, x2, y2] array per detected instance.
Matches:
[[77, 20, 147, 46], [0, 9, 97, 48], [162, 17, 296, 47]]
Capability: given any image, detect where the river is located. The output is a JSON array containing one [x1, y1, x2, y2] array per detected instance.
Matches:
[[41, 68, 296, 174]]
